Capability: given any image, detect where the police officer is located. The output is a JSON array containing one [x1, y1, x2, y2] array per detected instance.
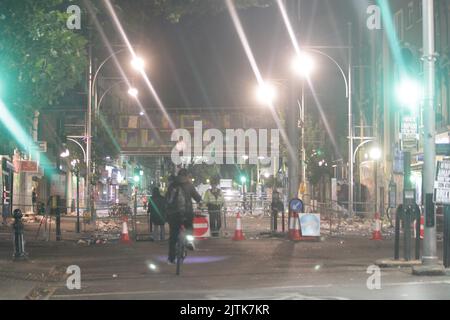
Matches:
[[203, 177, 225, 237]]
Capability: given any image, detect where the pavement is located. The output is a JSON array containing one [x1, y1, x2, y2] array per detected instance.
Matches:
[[0, 216, 449, 300]]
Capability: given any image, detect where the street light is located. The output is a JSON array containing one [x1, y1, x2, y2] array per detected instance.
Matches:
[[291, 52, 315, 77], [88, 49, 146, 222], [256, 82, 277, 106], [131, 56, 145, 71], [369, 147, 382, 161], [60, 149, 70, 158], [396, 78, 422, 111], [290, 52, 315, 203], [127, 87, 139, 98], [71, 159, 81, 233]]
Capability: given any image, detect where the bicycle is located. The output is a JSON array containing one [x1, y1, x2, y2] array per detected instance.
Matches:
[[175, 223, 194, 276]]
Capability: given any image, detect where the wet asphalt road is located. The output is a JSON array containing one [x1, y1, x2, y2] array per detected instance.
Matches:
[[17, 235, 449, 300]]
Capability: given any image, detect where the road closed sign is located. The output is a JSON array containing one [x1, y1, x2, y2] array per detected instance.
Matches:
[[434, 160, 450, 205], [193, 214, 210, 239]]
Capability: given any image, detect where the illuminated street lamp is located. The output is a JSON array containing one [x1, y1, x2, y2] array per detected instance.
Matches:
[[60, 149, 70, 158], [256, 82, 277, 106], [131, 56, 145, 71], [396, 78, 422, 111], [369, 147, 382, 161], [291, 52, 315, 77], [128, 87, 139, 98]]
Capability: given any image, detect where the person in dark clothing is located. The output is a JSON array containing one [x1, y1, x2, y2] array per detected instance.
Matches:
[[270, 190, 284, 232], [32, 188, 37, 214], [166, 169, 202, 264], [148, 187, 166, 241]]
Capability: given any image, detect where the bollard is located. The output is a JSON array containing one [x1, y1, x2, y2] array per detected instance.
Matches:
[[414, 205, 421, 261], [271, 210, 278, 232], [223, 208, 227, 230], [403, 207, 412, 261], [52, 196, 61, 241], [444, 206, 450, 269], [12, 209, 27, 261], [394, 205, 402, 260]]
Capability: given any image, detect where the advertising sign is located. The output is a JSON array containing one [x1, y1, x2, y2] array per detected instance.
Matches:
[[400, 116, 418, 152], [19, 160, 38, 173], [434, 160, 450, 205]]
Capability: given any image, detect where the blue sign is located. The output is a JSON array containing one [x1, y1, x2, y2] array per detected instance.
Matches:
[[289, 199, 303, 213]]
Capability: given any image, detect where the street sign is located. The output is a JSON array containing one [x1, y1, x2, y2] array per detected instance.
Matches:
[[434, 160, 450, 205], [393, 147, 404, 174], [29, 141, 47, 153], [436, 144, 450, 156], [193, 215, 210, 239], [388, 182, 397, 209], [289, 199, 303, 213], [400, 116, 418, 152], [18, 160, 38, 173]]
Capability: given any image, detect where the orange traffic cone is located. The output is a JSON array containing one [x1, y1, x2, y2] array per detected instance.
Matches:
[[414, 216, 425, 240], [120, 215, 132, 244], [371, 212, 382, 241], [290, 212, 302, 241], [232, 213, 245, 241]]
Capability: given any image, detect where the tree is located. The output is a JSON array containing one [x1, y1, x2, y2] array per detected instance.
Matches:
[[0, 0, 87, 126]]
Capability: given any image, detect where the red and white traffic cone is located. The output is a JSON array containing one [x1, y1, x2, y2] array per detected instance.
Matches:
[[414, 216, 425, 240], [290, 212, 302, 241], [288, 212, 294, 238], [420, 216, 424, 239], [371, 212, 383, 241], [232, 213, 245, 241], [120, 215, 132, 244]]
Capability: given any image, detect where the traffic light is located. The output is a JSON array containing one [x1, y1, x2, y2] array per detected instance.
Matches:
[[133, 168, 141, 183]]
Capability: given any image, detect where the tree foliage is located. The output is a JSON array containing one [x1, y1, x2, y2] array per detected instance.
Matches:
[[0, 0, 87, 123]]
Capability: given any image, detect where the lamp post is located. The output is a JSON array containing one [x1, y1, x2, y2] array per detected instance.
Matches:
[[255, 79, 303, 201], [369, 147, 382, 215], [291, 42, 352, 215], [88, 49, 145, 222], [71, 159, 81, 233], [419, 0, 441, 270]]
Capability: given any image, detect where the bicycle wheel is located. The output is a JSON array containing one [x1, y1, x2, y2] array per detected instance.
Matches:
[[176, 233, 184, 276]]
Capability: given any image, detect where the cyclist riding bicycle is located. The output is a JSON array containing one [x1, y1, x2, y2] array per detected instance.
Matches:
[[166, 169, 202, 265]]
